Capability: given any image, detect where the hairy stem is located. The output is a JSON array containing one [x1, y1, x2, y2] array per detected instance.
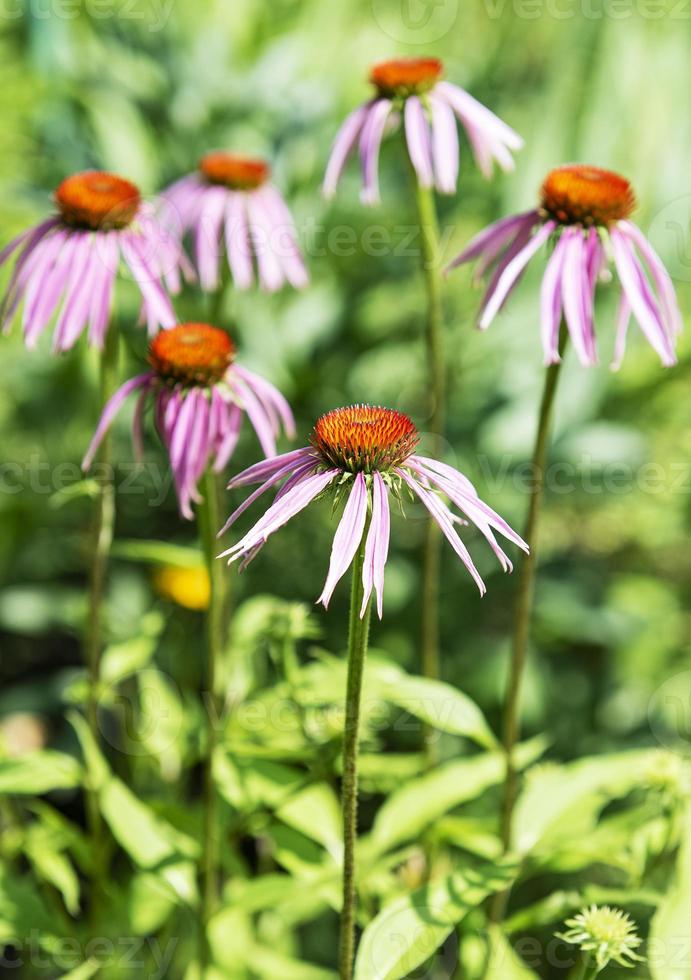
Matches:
[[198, 469, 227, 966], [339, 532, 373, 980], [84, 326, 119, 926]]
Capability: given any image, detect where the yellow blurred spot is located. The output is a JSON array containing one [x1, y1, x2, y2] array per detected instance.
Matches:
[[154, 564, 210, 611]]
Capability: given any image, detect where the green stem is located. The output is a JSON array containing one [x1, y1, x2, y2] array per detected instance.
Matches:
[[197, 469, 227, 967], [410, 167, 446, 758], [339, 531, 373, 980], [209, 262, 231, 326], [490, 330, 566, 926], [84, 326, 119, 926]]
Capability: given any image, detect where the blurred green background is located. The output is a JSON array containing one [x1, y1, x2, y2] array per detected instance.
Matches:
[[1, 0, 690, 975]]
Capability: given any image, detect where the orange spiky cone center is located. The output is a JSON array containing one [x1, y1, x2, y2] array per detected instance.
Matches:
[[149, 323, 235, 387], [55, 171, 141, 230], [369, 57, 443, 98], [540, 165, 636, 227], [199, 152, 270, 190], [311, 405, 419, 473]]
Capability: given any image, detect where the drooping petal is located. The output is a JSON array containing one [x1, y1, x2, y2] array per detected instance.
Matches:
[[616, 220, 683, 338], [428, 94, 459, 195], [560, 229, 597, 366], [258, 186, 309, 289], [224, 192, 254, 290], [246, 191, 285, 292], [408, 456, 528, 554], [220, 468, 339, 562], [610, 293, 632, 371], [82, 374, 152, 470], [404, 96, 434, 189], [228, 447, 317, 489], [361, 471, 390, 619], [445, 210, 539, 274], [194, 184, 227, 292], [359, 99, 394, 207], [120, 235, 176, 333], [610, 227, 676, 367], [435, 81, 524, 152], [317, 472, 369, 610], [398, 468, 486, 595], [218, 455, 316, 537], [539, 232, 568, 364], [232, 364, 296, 439], [213, 399, 244, 472], [479, 221, 555, 329], [323, 102, 372, 199]]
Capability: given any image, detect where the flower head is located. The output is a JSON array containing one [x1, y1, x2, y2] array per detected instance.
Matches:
[[446, 163, 682, 369], [219, 404, 528, 618], [323, 57, 523, 204], [557, 905, 644, 971], [0, 170, 190, 351], [161, 152, 308, 293], [83, 322, 295, 519]]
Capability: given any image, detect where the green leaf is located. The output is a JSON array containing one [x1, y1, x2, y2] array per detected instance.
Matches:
[[369, 738, 546, 855], [276, 783, 342, 856], [100, 613, 163, 685], [353, 863, 516, 980], [650, 801, 691, 980], [214, 751, 304, 812], [512, 749, 663, 855], [374, 668, 498, 750], [100, 778, 198, 869], [112, 539, 204, 569], [245, 946, 336, 979], [484, 925, 540, 979], [58, 962, 100, 980], [0, 750, 82, 795], [25, 825, 80, 915]]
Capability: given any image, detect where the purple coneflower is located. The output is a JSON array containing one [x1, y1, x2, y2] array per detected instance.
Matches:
[[323, 57, 523, 204], [447, 164, 682, 368], [162, 152, 308, 293], [0, 171, 188, 351], [83, 322, 295, 519], [219, 404, 527, 617]]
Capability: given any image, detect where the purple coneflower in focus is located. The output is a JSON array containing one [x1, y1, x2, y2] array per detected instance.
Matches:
[[162, 152, 308, 293], [0, 171, 189, 351], [447, 164, 682, 368], [219, 404, 527, 617], [83, 322, 295, 519], [323, 57, 523, 205]]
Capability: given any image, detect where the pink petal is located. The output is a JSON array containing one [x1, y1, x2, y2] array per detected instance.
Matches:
[[323, 102, 372, 199], [479, 221, 555, 329], [317, 472, 368, 610], [404, 96, 434, 189]]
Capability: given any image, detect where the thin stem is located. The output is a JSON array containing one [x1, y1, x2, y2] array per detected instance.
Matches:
[[410, 165, 446, 757], [490, 330, 566, 926], [339, 531, 373, 980], [197, 469, 227, 967], [84, 326, 119, 925]]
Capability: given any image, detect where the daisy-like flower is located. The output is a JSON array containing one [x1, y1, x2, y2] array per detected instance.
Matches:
[[557, 905, 645, 971], [161, 152, 308, 293], [323, 57, 523, 205], [0, 171, 189, 351], [447, 164, 683, 368], [219, 405, 528, 617], [82, 322, 295, 519]]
